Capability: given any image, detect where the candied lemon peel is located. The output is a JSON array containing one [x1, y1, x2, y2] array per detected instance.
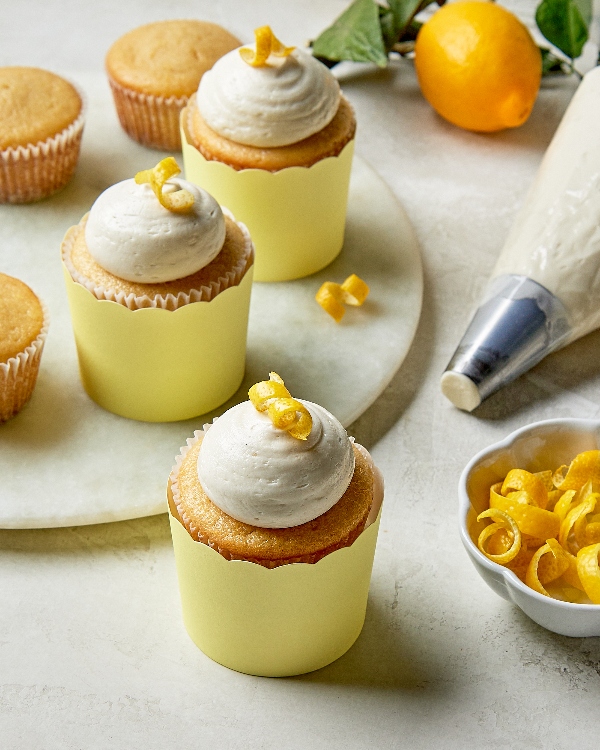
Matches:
[[135, 157, 195, 214], [316, 274, 370, 322], [476, 449, 600, 604], [240, 26, 295, 67], [248, 372, 312, 440]]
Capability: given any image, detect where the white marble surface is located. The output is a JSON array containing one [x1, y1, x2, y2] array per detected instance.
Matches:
[[1, 1, 600, 748], [0, 124, 422, 527]]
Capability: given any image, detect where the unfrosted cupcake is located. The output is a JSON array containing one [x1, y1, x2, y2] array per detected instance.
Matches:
[[106, 20, 241, 150], [181, 27, 356, 281], [169, 373, 376, 567], [0, 67, 84, 203], [0, 273, 49, 422], [61, 158, 254, 422]]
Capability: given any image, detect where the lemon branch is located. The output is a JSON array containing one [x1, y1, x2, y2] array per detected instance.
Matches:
[[311, 0, 592, 76]]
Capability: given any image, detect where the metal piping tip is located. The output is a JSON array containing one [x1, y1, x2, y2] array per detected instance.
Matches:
[[441, 275, 571, 411]]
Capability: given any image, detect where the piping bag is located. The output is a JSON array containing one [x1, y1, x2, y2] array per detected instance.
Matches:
[[442, 66, 600, 411]]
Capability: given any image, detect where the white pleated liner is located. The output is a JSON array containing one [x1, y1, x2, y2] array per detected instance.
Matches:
[[61, 207, 254, 311], [169, 428, 383, 568], [0, 96, 85, 204], [108, 77, 189, 151], [0, 299, 49, 422]]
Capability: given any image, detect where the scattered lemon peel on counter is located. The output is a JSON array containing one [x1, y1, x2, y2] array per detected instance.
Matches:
[[135, 157, 195, 214], [248, 372, 312, 440], [316, 274, 370, 322]]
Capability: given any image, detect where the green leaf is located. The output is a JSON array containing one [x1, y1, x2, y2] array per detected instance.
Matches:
[[379, 7, 397, 52], [311, 0, 389, 67], [388, 0, 437, 34], [535, 0, 591, 60]]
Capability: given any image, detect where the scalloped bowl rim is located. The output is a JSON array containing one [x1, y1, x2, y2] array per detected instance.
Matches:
[[458, 418, 600, 630]]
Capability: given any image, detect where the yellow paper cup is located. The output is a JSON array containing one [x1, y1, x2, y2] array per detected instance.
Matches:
[[168, 444, 383, 676], [181, 123, 355, 283], [62, 264, 253, 422]]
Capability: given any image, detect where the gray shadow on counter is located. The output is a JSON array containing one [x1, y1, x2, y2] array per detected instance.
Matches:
[[0, 513, 172, 558], [348, 262, 436, 452], [288, 594, 454, 695], [472, 327, 600, 421]]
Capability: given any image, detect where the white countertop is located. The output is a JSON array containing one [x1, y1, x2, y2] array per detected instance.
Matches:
[[1, 1, 599, 748]]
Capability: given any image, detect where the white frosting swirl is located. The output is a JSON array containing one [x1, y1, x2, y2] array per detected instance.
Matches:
[[85, 178, 226, 283], [197, 399, 355, 528], [196, 46, 341, 147]]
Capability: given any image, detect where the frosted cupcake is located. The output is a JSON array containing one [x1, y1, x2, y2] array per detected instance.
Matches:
[[106, 20, 241, 151], [181, 26, 356, 281], [0, 67, 84, 203], [0, 273, 49, 422], [61, 158, 254, 422], [168, 373, 383, 675]]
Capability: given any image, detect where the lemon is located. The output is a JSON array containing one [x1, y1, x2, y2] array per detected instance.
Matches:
[[414, 1, 542, 132]]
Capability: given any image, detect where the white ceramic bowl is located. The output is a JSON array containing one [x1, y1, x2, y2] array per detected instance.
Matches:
[[458, 418, 600, 637]]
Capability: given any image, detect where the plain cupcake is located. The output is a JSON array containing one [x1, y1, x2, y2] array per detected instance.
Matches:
[[0, 272, 49, 422], [106, 20, 241, 151], [167, 372, 383, 675], [181, 26, 357, 281], [0, 67, 84, 203], [61, 158, 254, 422]]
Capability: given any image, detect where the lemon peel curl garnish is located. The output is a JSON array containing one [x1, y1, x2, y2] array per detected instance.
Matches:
[[240, 26, 295, 67], [135, 157, 195, 214], [248, 372, 312, 440], [476, 453, 600, 602], [316, 274, 370, 322], [477, 508, 521, 564]]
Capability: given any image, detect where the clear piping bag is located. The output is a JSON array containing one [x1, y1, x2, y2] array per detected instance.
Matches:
[[442, 66, 600, 411]]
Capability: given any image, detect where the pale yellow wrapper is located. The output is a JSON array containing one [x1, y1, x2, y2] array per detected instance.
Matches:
[[169, 505, 381, 676], [181, 125, 355, 282], [62, 265, 253, 422]]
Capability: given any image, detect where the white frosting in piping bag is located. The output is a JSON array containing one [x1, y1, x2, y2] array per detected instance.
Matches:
[[492, 66, 600, 341], [196, 46, 341, 148], [85, 178, 226, 283], [196, 400, 355, 528]]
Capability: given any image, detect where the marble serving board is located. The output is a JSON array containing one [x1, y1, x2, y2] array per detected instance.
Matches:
[[0, 73, 423, 528]]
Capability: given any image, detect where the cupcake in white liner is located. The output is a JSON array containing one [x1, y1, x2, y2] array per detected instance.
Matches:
[[0, 273, 49, 422], [106, 20, 241, 151], [0, 67, 84, 203]]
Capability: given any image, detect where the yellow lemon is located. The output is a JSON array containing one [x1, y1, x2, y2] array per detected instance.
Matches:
[[414, 1, 542, 132]]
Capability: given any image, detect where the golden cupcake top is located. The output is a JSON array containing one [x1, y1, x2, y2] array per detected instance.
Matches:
[[0, 67, 82, 150], [0, 273, 44, 363], [106, 20, 241, 97]]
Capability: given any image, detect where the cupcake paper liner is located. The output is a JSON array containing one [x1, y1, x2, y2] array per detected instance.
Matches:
[[0, 301, 49, 422], [61, 216, 254, 422], [108, 77, 188, 151], [181, 107, 355, 282], [167, 427, 384, 676], [0, 103, 85, 204]]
